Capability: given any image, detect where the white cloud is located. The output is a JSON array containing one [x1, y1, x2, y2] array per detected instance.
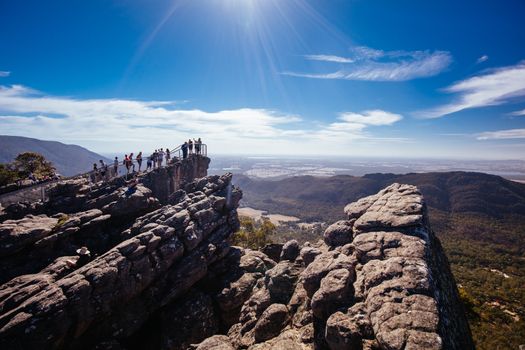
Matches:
[[351, 46, 385, 59], [477, 128, 525, 140], [476, 55, 489, 64], [304, 55, 354, 64], [311, 110, 404, 141], [419, 61, 525, 118], [0, 85, 404, 154], [510, 109, 525, 116], [339, 110, 402, 126], [0, 71, 10, 77], [284, 46, 452, 81]]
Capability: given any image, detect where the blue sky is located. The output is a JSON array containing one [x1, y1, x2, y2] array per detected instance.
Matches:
[[1, 0, 525, 159]]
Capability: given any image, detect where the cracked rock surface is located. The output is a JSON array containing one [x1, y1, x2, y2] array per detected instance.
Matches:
[[195, 183, 473, 350], [0, 179, 473, 350]]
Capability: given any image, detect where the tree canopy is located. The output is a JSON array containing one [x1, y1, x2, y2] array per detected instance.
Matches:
[[0, 152, 56, 186]]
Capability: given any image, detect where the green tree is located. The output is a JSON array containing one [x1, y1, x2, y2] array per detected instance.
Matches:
[[0, 163, 18, 187], [231, 216, 275, 249], [12, 152, 55, 179]]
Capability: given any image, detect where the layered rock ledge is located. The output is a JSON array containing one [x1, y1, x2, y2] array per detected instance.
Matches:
[[0, 179, 474, 350], [195, 183, 474, 350]]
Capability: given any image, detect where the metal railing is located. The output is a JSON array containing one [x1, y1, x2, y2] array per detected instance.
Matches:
[[169, 142, 207, 159], [0, 144, 208, 207]]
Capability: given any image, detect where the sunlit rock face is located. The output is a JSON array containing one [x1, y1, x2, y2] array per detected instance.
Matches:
[[0, 178, 473, 350], [194, 183, 474, 350]]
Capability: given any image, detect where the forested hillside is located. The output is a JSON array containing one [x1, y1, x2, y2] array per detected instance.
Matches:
[[0, 135, 109, 176]]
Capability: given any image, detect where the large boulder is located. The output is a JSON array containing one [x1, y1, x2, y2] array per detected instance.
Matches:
[[264, 261, 300, 304], [253, 303, 289, 342], [280, 240, 300, 261], [0, 214, 58, 257], [323, 220, 353, 247], [311, 268, 354, 319]]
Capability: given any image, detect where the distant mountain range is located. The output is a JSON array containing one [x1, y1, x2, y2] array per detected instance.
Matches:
[[0, 135, 109, 176], [234, 171, 525, 222]]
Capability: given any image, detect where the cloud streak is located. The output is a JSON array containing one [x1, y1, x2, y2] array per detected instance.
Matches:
[[419, 61, 525, 118], [476, 55, 489, 64], [284, 46, 452, 81], [477, 128, 525, 140], [510, 109, 525, 116], [0, 71, 10, 77], [304, 55, 354, 64]]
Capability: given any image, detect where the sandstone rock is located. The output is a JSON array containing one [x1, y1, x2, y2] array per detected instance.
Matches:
[[160, 291, 219, 350], [265, 261, 300, 304], [217, 272, 259, 313], [239, 250, 276, 274], [253, 303, 289, 342], [194, 335, 235, 350], [261, 243, 283, 262], [325, 312, 362, 350], [352, 183, 424, 233], [311, 268, 354, 319], [102, 184, 160, 218], [0, 214, 58, 257], [302, 252, 356, 298], [323, 220, 354, 247], [239, 286, 272, 335], [0, 180, 474, 350], [280, 239, 300, 261], [0, 171, 242, 349], [352, 231, 426, 264], [299, 246, 322, 267], [325, 303, 373, 350], [248, 329, 312, 350]]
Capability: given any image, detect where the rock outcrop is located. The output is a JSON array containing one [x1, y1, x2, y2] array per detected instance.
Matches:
[[0, 175, 473, 350], [194, 183, 473, 350]]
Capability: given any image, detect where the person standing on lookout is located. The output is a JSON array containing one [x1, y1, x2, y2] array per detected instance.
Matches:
[[136, 152, 143, 172], [113, 156, 119, 177], [123, 154, 130, 175], [130, 153, 137, 172], [92, 163, 99, 182], [152, 150, 158, 169], [195, 137, 202, 155], [188, 139, 193, 155], [99, 160, 107, 180], [158, 148, 165, 167], [146, 154, 153, 171], [181, 141, 188, 159], [166, 147, 171, 163]]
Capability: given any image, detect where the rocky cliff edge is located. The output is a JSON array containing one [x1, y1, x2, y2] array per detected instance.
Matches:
[[0, 176, 473, 350]]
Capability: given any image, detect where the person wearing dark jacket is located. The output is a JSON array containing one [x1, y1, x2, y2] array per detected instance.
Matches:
[[181, 142, 188, 159]]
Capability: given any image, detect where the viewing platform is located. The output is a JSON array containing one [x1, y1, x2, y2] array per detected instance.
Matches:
[[0, 145, 210, 210]]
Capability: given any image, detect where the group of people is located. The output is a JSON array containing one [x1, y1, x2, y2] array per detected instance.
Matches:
[[90, 139, 204, 183], [181, 138, 203, 159], [22, 172, 61, 186]]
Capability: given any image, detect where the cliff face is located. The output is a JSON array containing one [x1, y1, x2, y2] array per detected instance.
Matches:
[[0, 164, 473, 350], [193, 183, 473, 350]]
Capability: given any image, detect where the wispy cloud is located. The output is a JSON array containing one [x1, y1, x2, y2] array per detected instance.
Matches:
[[419, 61, 525, 118], [510, 109, 525, 116], [304, 55, 354, 64], [339, 110, 402, 126], [476, 55, 489, 64], [0, 85, 405, 153], [477, 128, 525, 140], [312, 110, 404, 141], [284, 46, 452, 81], [0, 71, 10, 77]]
